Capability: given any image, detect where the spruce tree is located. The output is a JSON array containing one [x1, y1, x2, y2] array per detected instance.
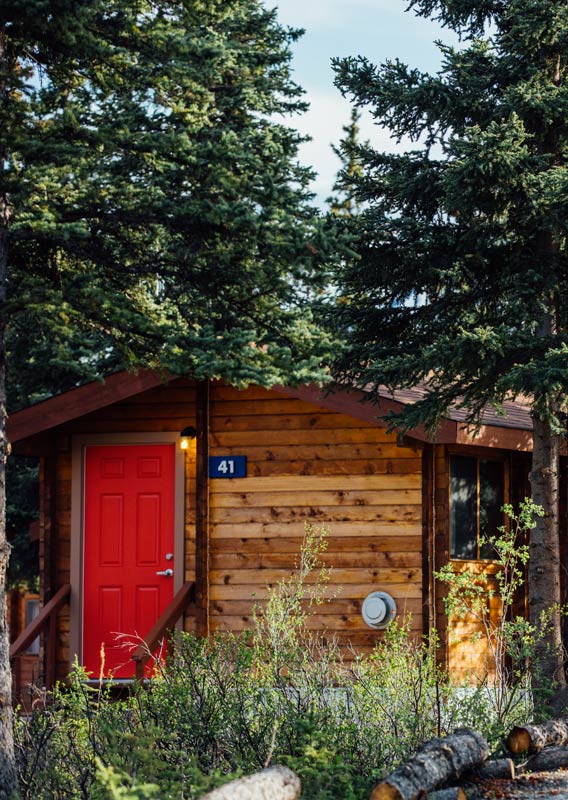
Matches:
[[1, 1, 330, 793], [332, 0, 568, 687], [328, 109, 364, 218]]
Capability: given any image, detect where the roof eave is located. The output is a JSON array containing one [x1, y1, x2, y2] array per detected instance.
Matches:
[[8, 369, 169, 444]]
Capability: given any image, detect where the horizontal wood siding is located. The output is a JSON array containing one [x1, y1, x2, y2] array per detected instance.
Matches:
[[47, 378, 426, 677], [209, 385, 424, 655]]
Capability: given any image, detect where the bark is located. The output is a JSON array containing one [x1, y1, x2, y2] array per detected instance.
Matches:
[[525, 744, 568, 772], [506, 718, 568, 755], [0, 26, 18, 799], [470, 759, 516, 781], [427, 789, 467, 800], [201, 767, 301, 800], [529, 412, 566, 688], [370, 729, 489, 800]]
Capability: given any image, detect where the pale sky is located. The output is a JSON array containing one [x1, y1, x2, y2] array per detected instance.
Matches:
[[272, 0, 458, 205]]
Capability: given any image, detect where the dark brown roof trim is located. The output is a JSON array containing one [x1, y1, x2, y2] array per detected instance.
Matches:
[[8, 369, 168, 443], [272, 383, 457, 444], [8, 370, 536, 453]]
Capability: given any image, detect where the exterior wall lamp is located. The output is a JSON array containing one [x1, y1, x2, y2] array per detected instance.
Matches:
[[179, 426, 197, 451]]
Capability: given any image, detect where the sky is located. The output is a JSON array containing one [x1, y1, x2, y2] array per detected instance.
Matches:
[[272, 0, 459, 205]]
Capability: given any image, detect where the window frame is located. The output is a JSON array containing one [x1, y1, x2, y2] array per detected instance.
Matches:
[[448, 450, 509, 562]]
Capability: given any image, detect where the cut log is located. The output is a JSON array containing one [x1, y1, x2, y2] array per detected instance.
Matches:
[[427, 788, 467, 799], [524, 744, 568, 772], [506, 718, 568, 754], [370, 729, 489, 800], [201, 766, 300, 800], [472, 758, 515, 781]]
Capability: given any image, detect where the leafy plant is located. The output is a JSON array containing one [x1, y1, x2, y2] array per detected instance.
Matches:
[[435, 499, 558, 729], [14, 522, 541, 798], [251, 523, 337, 674]]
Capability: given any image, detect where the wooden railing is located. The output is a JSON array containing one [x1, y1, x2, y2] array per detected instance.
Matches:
[[132, 581, 196, 681], [10, 583, 71, 691]]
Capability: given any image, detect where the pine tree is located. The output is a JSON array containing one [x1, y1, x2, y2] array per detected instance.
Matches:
[[328, 109, 364, 218], [332, 0, 568, 688], [1, 1, 331, 793]]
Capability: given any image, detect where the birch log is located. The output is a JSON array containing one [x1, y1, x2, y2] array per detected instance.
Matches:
[[201, 766, 300, 800], [370, 729, 489, 800], [506, 718, 568, 754]]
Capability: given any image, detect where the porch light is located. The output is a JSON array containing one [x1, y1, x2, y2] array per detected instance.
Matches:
[[179, 426, 197, 450]]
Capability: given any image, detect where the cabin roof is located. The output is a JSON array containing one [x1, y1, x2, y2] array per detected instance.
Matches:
[[7, 369, 534, 452], [386, 385, 532, 431]]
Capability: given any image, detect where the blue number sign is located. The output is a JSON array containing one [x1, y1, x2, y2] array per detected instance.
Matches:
[[209, 456, 247, 478]]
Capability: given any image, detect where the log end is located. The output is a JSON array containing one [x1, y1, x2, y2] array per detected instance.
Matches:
[[506, 727, 532, 754], [370, 782, 402, 800]]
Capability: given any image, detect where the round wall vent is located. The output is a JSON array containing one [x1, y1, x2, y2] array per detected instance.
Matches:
[[361, 591, 397, 629]]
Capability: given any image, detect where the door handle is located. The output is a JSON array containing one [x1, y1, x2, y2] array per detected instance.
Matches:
[[156, 569, 173, 577]]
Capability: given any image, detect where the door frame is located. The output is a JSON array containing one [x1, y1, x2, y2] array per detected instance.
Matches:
[[70, 432, 186, 671]]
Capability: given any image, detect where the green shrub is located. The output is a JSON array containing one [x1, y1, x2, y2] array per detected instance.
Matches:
[[14, 522, 537, 799]]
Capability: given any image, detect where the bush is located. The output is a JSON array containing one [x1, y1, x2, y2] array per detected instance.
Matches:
[[14, 523, 536, 798]]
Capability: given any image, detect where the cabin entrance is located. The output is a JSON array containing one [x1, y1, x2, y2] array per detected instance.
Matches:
[[83, 443, 176, 678]]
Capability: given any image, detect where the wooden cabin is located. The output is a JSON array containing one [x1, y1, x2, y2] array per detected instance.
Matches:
[[8, 370, 543, 686]]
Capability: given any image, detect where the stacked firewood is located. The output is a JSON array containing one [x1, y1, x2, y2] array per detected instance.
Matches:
[[371, 718, 568, 800], [199, 720, 568, 800], [506, 718, 568, 772]]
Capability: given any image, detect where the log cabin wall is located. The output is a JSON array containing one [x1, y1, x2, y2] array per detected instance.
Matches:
[[207, 384, 424, 657], [46, 378, 425, 676]]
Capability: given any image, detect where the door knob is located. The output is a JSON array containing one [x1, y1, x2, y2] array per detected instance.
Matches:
[[156, 569, 173, 577]]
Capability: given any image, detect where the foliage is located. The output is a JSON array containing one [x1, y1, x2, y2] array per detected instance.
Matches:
[[327, 109, 365, 219], [3, 0, 335, 397], [5, 457, 38, 588], [436, 499, 560, 729], [251, 523, 336, 673], [331, 0, 568, 429], [13, 528, 537, 799], [1, 5, 338, 788], [329, 0, 568, 687]]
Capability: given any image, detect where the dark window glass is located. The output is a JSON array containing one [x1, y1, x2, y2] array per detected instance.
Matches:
[[450, 456, 477, 559], [479, 460, 504, 559], [449, 456, 505, 560]]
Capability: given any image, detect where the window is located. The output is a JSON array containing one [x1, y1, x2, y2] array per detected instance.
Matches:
[[450, 455, 505, 560], [25, 599, 40, 655]]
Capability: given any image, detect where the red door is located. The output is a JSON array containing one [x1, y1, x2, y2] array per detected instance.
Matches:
[[83, 444, 175, 678]]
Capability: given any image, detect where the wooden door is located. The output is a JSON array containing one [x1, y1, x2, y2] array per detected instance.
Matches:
[[83, 443, 175, 678]]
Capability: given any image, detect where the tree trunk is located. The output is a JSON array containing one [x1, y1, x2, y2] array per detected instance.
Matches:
[[529, 412, 566, 688], [370, 729, 489, 800], [201, 766, 300, 800], [0, 189, 17, 800], [0, 27, 18, 792]]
